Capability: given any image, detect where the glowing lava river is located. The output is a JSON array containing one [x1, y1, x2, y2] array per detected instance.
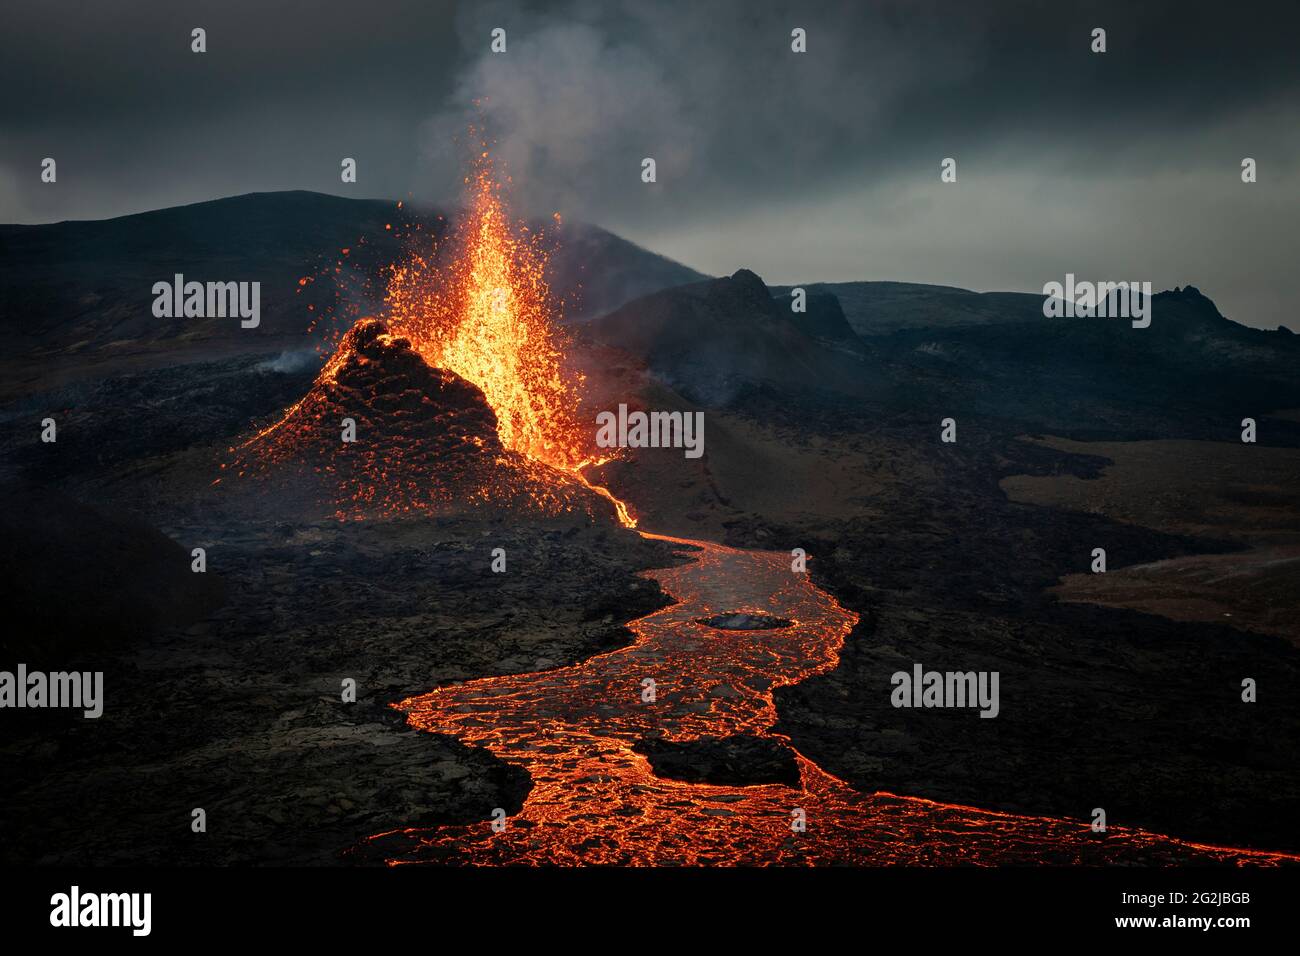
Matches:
[[312, 149, 1295, 866], [368, 529, 1295, 866]]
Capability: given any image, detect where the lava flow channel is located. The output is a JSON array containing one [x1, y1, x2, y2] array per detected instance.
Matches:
[[318, 148, 1295, 865], [370, 532, 1296, 866]]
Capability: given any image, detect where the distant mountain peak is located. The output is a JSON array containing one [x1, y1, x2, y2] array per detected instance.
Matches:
[[702, 269, 775, 316], [728, 268, 767, 287], [1152, 285, 1228, 327]]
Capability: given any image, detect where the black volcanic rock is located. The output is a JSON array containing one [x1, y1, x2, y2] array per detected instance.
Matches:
[[0, 481, 226, 656], [588, 269, 874, 405], [707, 267, 773, 313], [771, 281, 1049, 337], [845, 285, 1300, 442], [0, 192, 427, 374], [771, 289, 862, 346], [237, 318, 506, 511], [233, 317, 616, 520], [309, 317, 504, 465], [0, 191, 706, 399], [634, 734, 801, 787]]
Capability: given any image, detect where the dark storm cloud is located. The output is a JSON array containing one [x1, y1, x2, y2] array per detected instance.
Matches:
[[0, 0, 466, 220], [424, 0, 1300, 220], [3, 0, 1298, 327]]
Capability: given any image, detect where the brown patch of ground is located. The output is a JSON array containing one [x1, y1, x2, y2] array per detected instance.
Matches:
[[1001, 437, 1300, 641], [587, 378, 923, 541]]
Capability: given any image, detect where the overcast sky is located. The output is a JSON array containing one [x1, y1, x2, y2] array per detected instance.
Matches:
[[3, 0, 1298, 328]]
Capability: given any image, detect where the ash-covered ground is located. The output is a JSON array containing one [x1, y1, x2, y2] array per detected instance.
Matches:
[[0, 350, 678, 865], [4, 195, 1299, 864]]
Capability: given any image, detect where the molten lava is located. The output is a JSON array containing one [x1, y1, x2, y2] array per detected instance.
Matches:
[[366, 535, 1298, 867], [233, 151, 634, 526], [383, 156, 637, 526], [385, 158, 587, 472], [235, 149, 1292, 866]]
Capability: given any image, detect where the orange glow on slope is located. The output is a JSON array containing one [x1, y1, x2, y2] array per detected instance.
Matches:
[[232, 149, 634, 526]]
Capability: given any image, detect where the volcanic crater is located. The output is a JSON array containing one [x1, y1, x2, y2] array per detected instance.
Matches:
[[232, 317, 611, 521]]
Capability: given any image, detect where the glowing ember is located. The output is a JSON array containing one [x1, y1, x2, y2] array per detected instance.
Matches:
[[386, 158, 586, 471], [232, 149, 635, 527], [384, 154, 636, 525]]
